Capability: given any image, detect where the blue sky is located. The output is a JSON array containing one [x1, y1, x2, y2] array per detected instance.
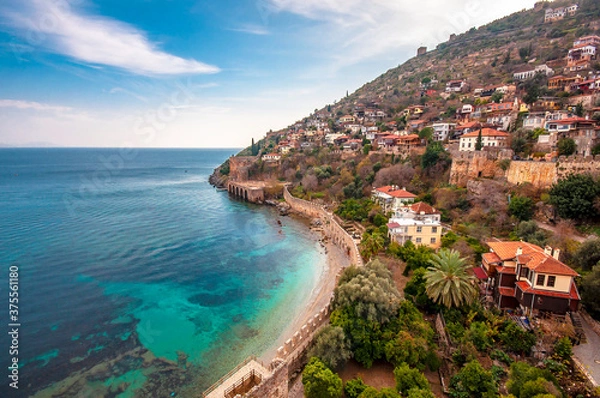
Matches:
[[0, 0, 538, 148]]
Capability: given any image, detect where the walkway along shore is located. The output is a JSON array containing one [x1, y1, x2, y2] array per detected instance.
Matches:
[[202, 185, 363, 398]]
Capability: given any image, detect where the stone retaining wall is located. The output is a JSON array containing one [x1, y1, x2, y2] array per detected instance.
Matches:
[[283, 186, 364, 267]]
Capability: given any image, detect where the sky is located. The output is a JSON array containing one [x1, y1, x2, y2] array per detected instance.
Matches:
[[0, 0, 539, 148]]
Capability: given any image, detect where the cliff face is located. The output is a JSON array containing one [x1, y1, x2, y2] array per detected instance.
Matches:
[[451, 153, 600, 189], [449, 150, 513, 187]]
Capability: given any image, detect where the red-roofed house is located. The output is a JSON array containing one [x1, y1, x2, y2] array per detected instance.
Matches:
[[387, 202, 443, 249], [371, 185, 417, 211], [459, 128, 511, 151], [482, 241, 580, 315]]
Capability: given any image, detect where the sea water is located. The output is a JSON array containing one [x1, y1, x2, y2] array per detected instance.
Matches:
[[0, 148, 325, 397]]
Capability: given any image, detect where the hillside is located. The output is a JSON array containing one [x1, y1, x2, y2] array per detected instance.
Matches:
[[209, 2, 600, 397]]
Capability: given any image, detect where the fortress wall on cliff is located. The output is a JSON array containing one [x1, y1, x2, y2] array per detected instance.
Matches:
[[451, 151, 600, 189], [449, 149, 512, 187], [229, 156, 258, 182]]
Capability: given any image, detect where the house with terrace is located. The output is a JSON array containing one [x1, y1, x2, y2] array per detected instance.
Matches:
[[479, 241, 580, 316], [386, 202, 443, 249], [371, 186, 416, 212]]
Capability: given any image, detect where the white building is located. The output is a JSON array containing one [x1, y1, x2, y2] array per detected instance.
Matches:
[[459, 128, 511, 151], [431, 123, 456, 141], [387, 202, 443, 249], [513, 64, 554, 80], [371, 185, 417, 212], [523, 113, 546, 131]]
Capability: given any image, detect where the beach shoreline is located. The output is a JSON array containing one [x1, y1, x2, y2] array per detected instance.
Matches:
[[259, 217, 352, 364]]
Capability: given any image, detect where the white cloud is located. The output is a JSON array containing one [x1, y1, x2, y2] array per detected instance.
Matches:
[[3, 0, 219, 76], [269, 0, 539, 67], [0, 99, 72, 112], [228, 24, 270, 35]]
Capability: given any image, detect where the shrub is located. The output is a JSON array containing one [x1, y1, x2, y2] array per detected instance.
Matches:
[[345, 377, 368, 398], [394, 363, 430, 395], [308, 326, 352, 369], [449, 360, 497, 398], [302, 357, 343, 398]]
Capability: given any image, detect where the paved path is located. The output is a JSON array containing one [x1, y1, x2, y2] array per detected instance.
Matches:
[[534, 221, 589, 243], [573, 315, 600, 387]]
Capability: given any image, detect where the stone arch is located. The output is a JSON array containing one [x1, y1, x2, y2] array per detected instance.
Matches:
[[244, 189, 248, 201]]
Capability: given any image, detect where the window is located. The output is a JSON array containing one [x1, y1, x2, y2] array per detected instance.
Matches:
[[547, 276, 556, 287], [430, 237, 436, 244], [432, 227, 438, 233], [536, 274, 545, 286], [416, 226, 422, 233], [520, 267, 528, 278], [416, 238, 422, 243]]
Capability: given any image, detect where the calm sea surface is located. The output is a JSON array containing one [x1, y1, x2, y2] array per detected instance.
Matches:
[[0, 148, 325, 397]]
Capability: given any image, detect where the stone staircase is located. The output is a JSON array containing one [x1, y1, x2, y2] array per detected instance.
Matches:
[[570, 312, 587, 344]]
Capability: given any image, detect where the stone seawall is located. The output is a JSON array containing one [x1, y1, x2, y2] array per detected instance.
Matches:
[[203, 186, 364, 398], [283, 186, 364, 267]]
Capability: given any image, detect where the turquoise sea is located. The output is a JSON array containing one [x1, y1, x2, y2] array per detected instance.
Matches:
[[0, 148, 326, 397]]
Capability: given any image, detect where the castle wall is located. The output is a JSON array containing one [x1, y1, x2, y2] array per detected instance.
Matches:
[[283, 186, 363, 267], [451, 151, 600, 189], [229, 156, 258, 182], [506, 161, 557, 189], [449, 149, 512, 187]]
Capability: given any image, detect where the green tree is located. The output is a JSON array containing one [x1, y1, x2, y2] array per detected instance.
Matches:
[[574, 102, 584, 117], [345, 377, 368, 398], [549, 174, 600, 220], [557, 138, 576, 156], [404, 267, 437, 311], [592, 143, 600, 156], [449, 360, 497, 398], [406, 388, 436, 398], [515, 221, 548, 247], [475, 129, 483, 151], [572, 239, 600, 271], [499, 321, 536, 355], [419, 127, 434, 143], [421, 141, 449, 169], [360, 231, 386, 260], [509, 195, 535, 221], [424, 249, 477, 308], [308, 326, 352, 369], [553, 337, 572, 362], [507, 361, 558, 398], [302, 357, 343, 398], [333, 259, 401, 323], [581, 264, 600, 318], [394, 363, 430, 395], [385, 330, 430, 369], [490, 91, 504, 103]]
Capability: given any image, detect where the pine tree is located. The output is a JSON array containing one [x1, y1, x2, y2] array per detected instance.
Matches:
[[475, 128, 483, 151]]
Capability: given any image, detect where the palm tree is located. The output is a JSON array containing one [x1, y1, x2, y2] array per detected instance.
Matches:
[[424, 249, 477, 308], [360, 231, 385, 261]]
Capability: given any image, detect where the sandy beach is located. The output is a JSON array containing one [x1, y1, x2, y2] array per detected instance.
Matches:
[[260, 226, 352, 364]]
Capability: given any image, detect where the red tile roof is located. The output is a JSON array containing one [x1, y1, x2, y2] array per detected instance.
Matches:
[[410, 202, 439, 214], [387, 222, 401, 229], [471, 266, 489, 280], [486, 241, 543, 260], [486, 241, 578, 277], [461, 128, 511, 139], [375, 186, 417, 199], [482, 252, 501, 264], [496, 266, 517, 275], [516, 281, 580, 300], [455, 121, 481, 130], [498, 287, 516, 297]]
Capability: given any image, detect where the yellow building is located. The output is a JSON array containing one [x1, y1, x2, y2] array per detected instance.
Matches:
[[387, 202, 443, 249]]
